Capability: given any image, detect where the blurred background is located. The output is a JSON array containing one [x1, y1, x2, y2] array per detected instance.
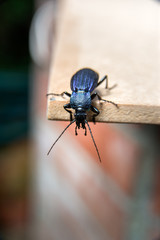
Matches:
[[0, 0, 33, 239], [0, 0, 160, 240]]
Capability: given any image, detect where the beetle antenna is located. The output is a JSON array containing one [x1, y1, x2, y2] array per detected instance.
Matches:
[[85, 120, 101, 162], [47, 119, 76, 155]]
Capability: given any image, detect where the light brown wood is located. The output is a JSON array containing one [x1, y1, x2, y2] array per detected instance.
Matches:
[[47, 0, 160, 124]]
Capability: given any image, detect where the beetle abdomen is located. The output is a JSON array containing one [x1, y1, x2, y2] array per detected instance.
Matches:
[[71, 68, 99, 92]]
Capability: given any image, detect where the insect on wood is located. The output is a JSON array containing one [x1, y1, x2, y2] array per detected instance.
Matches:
[[47, 68, 118, 162]]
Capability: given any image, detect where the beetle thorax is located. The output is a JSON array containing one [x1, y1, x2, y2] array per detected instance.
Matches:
[[70, 91, 91, 110]]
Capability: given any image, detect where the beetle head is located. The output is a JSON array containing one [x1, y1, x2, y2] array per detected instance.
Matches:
[[74, 108, 87, 128]]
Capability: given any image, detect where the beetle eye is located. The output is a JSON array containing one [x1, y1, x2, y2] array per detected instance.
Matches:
[[84, 88, 88, 92]]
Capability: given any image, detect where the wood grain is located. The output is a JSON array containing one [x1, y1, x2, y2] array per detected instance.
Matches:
[[47, 0, 160, 124]]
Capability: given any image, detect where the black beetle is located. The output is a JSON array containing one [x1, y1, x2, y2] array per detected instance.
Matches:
[[47, 68, 118, 162]]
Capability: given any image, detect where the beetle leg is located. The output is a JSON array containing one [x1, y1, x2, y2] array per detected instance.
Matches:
[[102, 99, 119, 108], [97, 75, 108, 88], [62, 92, 71, 97], [91, 92, 119, 108], [97, 75, 117, 90], [91, 92, 98, 100], [90, 105, 100, 124], [84, 126, 87, 136], [75, 125, 78, 135], [64, 103, 73, 121], [46, 91, 71, 98], [82, 122, 87, 135]]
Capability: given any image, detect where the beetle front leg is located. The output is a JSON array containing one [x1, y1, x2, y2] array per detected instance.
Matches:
[[90, 105, 100, 124], [64, 103, 73, 121]]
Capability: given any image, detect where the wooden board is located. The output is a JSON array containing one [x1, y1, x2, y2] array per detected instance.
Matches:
[[47, 0, 160, 124]]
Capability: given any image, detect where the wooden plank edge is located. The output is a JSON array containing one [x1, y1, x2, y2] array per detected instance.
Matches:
[[47, 100, 160, 125]]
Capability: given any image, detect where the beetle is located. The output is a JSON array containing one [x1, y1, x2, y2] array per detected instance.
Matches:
[[47, 68, 118, 162]]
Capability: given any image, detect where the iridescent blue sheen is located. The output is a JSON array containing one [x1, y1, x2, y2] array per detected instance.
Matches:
[[71, 68, 99, 92]]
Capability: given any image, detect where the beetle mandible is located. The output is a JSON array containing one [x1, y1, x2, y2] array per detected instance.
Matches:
[[47, 68, 118, 162]]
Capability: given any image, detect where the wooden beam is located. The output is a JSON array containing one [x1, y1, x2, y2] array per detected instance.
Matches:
[[47, 0, 160, 124]]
